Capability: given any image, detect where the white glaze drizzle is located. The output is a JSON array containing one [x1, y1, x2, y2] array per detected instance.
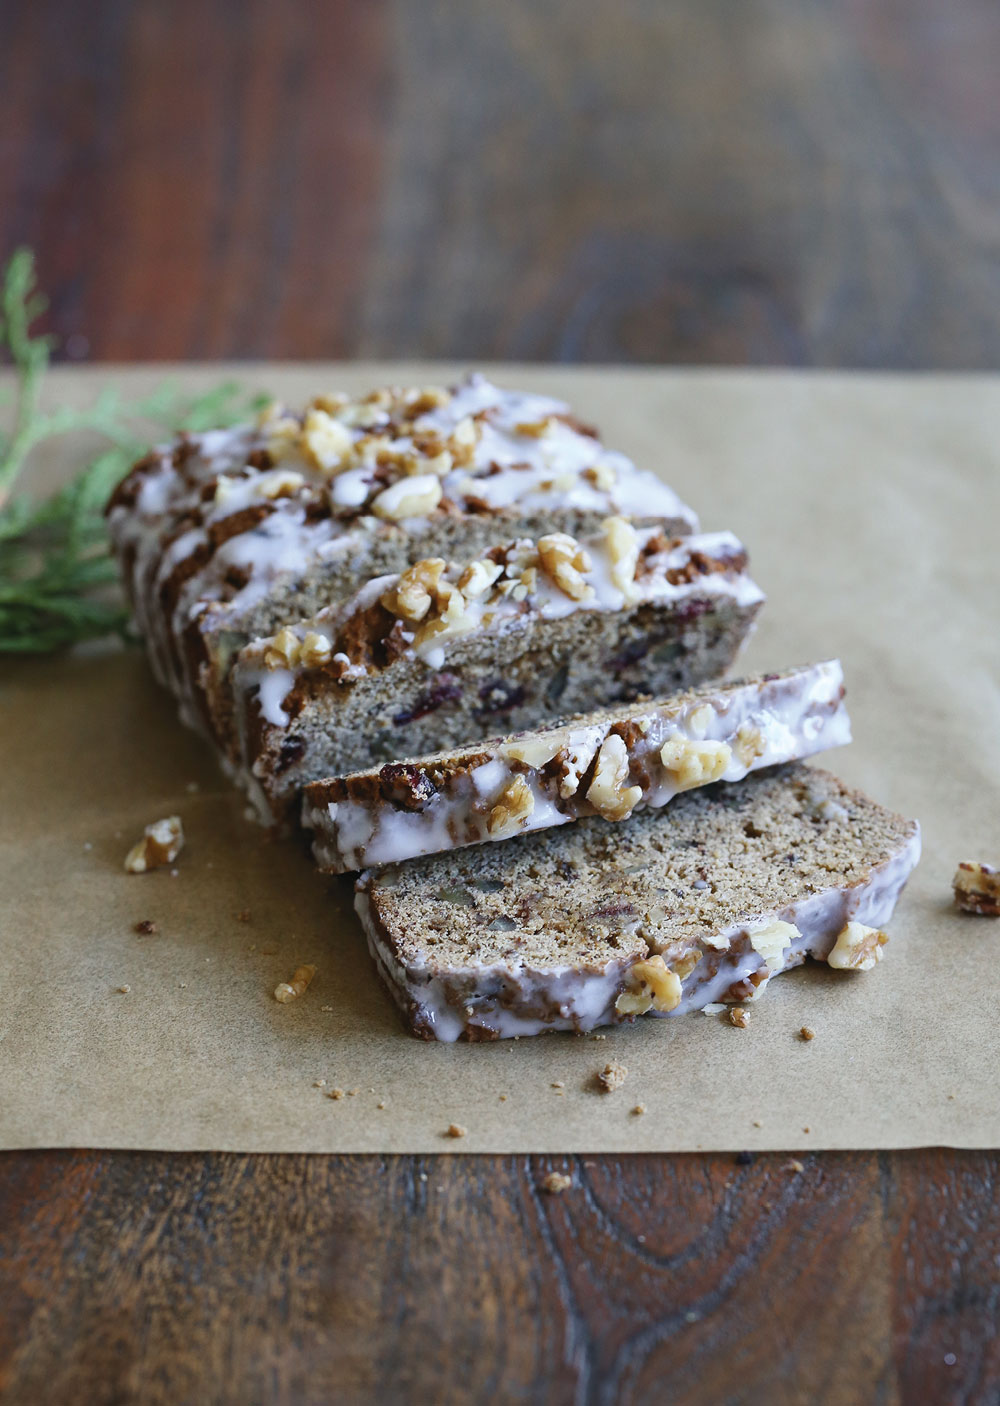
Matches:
[[354, 823, 921, 1042], [306, 662, 850, 871]]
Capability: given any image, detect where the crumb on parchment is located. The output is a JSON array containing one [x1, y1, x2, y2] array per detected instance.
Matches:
[[596, 1061, 628, 1093], [274, 965, 316, 1002]]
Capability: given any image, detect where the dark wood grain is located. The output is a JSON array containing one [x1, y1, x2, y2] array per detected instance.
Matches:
[[2, 2, 1000, 1403], [2, 0, 1000, 366], [1, 1149, 998, 1405]]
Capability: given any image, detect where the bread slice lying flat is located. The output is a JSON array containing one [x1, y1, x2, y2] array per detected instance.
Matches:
[[305, 661, 850, 872], [355, 764, 920, 1041], [232, 524, 764, 824]]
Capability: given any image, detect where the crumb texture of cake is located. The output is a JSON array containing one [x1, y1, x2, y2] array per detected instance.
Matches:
[[232, 524, 764, 824], [354, 765, 920, 1042], [106, 375, 699, 750], [304, 660, 850, 872], [953, 862, 1000, 916]]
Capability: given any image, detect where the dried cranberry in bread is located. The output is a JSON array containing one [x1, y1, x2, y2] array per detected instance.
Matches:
[[232, 523, 764, 824]]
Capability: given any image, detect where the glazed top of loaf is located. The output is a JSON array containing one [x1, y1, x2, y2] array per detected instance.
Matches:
[[107, 374, 699, 625], [233, 523, 763, 729]]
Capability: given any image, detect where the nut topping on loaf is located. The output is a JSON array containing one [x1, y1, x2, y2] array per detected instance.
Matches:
[[107, 375, 700, 751], [233, 527, 764, 824], [304, 663, 848, 872]]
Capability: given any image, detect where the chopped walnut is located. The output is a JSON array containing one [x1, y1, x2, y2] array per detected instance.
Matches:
[[615, 955, 682, 1016], [124, 816, 184, 874], [686, 704, 715, 739], [537, 532, 594, 601], [748, 919, 799, 971], [371, 474, 443, 520], [733, 722, 767, 767], [381, 558, 446, 622], [586, 733, 643, 821], [256, 469, 306, 499], [583, 462, 617, 491], [596, 1061, 628, 1092], [263, 626, 301, 670], [953, 862, 1000, 916], [603, 516, 640, 602], [502, 736, 561, 769], [540, 1171, 573, 1194], [457, 558, 504, 600], [446, 415, 480, 466], [727, 1007, 750, 1028], [827, 921, 887, 971], [298, 632, 332, 669], [514, 417, 554, 438], [487, 775, 535, 837], [413, 580, 478, 655], [274, 964, 317, 1002], [301, 407, 352, 472], [659, 737, 732, 790]]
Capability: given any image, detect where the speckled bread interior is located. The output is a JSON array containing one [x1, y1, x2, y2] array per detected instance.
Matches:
[[358, 764, 919, 1040], [239, 593, 759, 822]]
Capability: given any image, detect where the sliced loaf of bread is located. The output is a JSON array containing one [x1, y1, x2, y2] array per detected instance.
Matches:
[[355, 764, 920, 1041], [232, 524, 764, 824], [304, 661, 850, 872], [107, 375, 698, 748]]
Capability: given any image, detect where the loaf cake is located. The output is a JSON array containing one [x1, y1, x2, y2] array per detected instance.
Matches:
[[107, 375, 698, 749], [355, 764, 921, 1041], [304, 661, 850, 872], [231, 523, 764, 824]]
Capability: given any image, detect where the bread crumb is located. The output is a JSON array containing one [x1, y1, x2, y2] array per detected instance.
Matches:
[[124, 816, 184, 874], [134, 919, 158, 936], [953, 861, 1000, 915], [803, 1126, 811, 1133], [631, 1104, 646, 1116], [540, 1171, 572, 1194], [785, 1159, 805, 1173], [596, 1061, 628, 1092], [328, 1088, 345, 1100], [800, 1026, 815, 1041], [446, 1123, 467, 1138], [321, 1005, 334, 1012], [752, 1119, 763, 1128], [592, 1033, 606, 1040], [377, 1101, 387, 1110], [499, 1094, 508, 1102], [313, 1079, 327, 1088], [347, 1089, 358, 1097], [274, 964, 317, 1002], [116, 985, 130, 994], [727, 1007, 750, 1028], [551, 1081, 565, 1089]]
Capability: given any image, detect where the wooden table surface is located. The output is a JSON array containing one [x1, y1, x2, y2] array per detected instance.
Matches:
[[3, 3, 999, 1402]]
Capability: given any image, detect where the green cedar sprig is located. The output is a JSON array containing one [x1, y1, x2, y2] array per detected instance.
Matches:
[[0, 249, 264, 653]]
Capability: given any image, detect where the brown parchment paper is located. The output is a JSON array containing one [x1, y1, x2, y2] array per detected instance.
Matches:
[[2, 364, 998, 1153]]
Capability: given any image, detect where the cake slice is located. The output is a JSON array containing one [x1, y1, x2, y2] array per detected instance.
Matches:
[[231, 523, 764, 824], [354, 764, 920, 1041], [107, 375, 698, 748], [304, 661, 850, 872]]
